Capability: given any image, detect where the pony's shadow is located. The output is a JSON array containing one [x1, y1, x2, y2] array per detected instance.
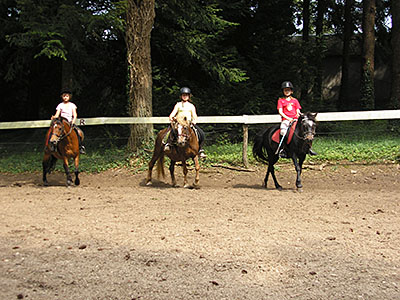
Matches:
[[233, 183, 297, 192], [140, 178, 199, 189], [140, 179, 175, 189]]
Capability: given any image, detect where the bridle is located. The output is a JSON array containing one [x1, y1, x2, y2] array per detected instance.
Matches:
[[172, 121, 193, 146], [294, 116, 316, 141], [50, 119, 73, 144]]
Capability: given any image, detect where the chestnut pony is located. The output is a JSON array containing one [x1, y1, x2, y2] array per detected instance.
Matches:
[[146, 117, 201, 188], [42, 117, 83, 186], [252, 112, 317, 191]]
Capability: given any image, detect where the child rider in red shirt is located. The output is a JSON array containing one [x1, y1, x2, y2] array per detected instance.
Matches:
[[277, 81, 317, 158]]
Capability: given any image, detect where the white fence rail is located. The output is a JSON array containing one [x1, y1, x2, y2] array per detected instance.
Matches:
[[1, 110, 399, 168], [0, 110, 399, 129]]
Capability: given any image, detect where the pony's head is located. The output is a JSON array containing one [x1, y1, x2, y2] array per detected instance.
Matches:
[[298, 112, 317, 142], [172, 117, 192, 147], [48, 119, 64, 151], [48, 118, 72, 151]]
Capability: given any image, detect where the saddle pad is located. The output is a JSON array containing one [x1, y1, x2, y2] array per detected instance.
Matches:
[[271, 121, 297, 144]]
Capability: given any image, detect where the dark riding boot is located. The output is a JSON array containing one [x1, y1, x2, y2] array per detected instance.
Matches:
[[309, 149, 318, 156], [80, 145, 86, 154], [199, 149, 207, 158], [277, 134, 288, 158]]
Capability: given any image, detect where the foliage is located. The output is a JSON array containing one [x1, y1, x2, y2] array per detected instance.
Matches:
[[0, 0, 396, 123]]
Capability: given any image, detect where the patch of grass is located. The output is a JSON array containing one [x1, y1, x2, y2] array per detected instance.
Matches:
[[0, 132, 398, 174]]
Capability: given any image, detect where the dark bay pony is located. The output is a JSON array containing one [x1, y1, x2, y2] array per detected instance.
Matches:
[[253, 112, 318, 191], [43, 117, 83, 186], [146, 117, 202, 188]]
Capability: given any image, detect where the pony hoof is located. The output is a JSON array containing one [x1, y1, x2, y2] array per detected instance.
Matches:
[[75, 179, 80, 186], [276, 186, 283, 191], [297, 187, 303, 193], [67, 180, 73, 186], [146, 181, 152, 186], [43, 181, 49, 187], [184, 184, 191, 189]]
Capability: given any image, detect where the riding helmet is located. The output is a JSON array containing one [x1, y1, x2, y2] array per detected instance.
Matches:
[[281, 81, 294, 90], [60, 88, 72, 95], [180, 87, 191, 95]]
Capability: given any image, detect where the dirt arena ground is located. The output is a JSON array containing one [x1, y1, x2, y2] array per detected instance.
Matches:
[[0, 162, 399, 300]]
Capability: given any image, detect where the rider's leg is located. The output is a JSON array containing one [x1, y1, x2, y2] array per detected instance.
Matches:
[[74, 126, 86, 154], [163, 126, 172, 152], [278, 121, 289, 158], [193, 124, 206, 158]]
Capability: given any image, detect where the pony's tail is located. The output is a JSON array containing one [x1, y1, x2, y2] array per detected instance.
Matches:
[[252, 128, 269, 164], [156, 153, 165, 179]]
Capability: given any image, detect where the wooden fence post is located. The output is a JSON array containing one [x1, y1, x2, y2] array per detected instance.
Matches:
[[242, 124, 249, 168]]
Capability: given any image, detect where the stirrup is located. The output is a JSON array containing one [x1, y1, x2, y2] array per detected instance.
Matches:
[[164, 143, 170, 152], [80, 146, 86, 154], [309, 149, 318, 156], [278, 149, 287, 158]]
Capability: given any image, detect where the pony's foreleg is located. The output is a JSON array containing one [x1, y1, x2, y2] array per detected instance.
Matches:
[[63, 157, 73, 186], [73, 155, 80, 186], [292, 155, 303, 190], [169, 161, 177, 187], [193, 156, 200, 187], [182, 161, 190, 188]]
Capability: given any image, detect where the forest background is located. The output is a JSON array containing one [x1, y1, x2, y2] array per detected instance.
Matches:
[[1, 0, 399, 151]]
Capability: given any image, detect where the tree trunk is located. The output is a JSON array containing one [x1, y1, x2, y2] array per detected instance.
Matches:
[[391, 0, 400, 109], [301, 0, 310, 105], [126, 0, 155, 152], [314, 0, 327, 104], [360, 0, 376, 110], [338, 0, 354, 111]]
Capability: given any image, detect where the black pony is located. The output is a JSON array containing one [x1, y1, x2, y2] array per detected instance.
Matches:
[[253, 112, 318, 191]]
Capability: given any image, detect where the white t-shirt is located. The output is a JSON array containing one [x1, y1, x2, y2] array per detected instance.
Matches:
[[56, 102, 77, 122], [175, 101, 196, 122]]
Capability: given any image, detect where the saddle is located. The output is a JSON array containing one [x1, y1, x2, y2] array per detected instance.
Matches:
[[271, 121, 297, 144]]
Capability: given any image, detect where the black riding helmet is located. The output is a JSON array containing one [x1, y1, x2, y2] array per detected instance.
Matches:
[[180, 87, 191, 95], [60, 88, 72, 95], [281, 81, 294, 90]]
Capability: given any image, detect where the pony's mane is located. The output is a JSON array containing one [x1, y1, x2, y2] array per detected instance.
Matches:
[[175, 116, 191, 127]]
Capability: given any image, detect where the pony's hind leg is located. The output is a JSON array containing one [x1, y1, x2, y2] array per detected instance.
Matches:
[[73, 155, 80, 186], [146, 139, 164, 185], [193, 156, 200, 187], [42, 154, 50, 186], [268, 156, 282, 190]]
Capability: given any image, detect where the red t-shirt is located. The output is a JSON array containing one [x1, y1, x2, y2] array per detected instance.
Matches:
[[277, 97, 301, 120]]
